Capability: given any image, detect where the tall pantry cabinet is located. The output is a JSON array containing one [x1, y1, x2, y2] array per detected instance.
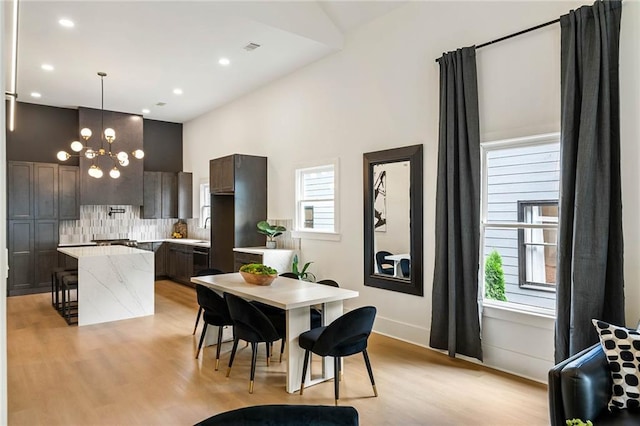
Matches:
[[210, 154, 267, 272]]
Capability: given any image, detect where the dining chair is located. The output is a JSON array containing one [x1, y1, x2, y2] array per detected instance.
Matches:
[[195, 404, 359, 426], [375, 251, 394, 275], [311, 279, 341, 328], [298, 306, 378, 405], [194, 284, 234, 371], [224, 292, 285, 393], [192, 268, 225, 335], [279, 272, 299, 279], [400, 259, 410, 278], [317, 279, 340, 288]]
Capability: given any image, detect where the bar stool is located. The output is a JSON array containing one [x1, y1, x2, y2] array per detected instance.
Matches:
[[51, 268, 77, 312], [61, 274, 79, 325]]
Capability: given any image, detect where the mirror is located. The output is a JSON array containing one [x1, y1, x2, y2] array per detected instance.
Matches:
[[363, 144, 423, 296]]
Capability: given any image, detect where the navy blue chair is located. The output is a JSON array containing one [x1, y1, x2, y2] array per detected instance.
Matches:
[[195, 404, 359, 425], [299, 306, 378, 405], [375, 251, 394, 275], [280, 272, 299, 279], [400, 258, 410, 278], [317, 279, 340, 288], [224, 292, 285, 393], [194, 284, 233, 371], [192, 268, 225, 335]]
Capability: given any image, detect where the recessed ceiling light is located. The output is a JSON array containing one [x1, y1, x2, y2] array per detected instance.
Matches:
[[218, 57, 230, 66], [41, 64, 54, 71], [30, 92, 42, 98], [142, 108, 150, 114], [173, 88, 183, 95], [59, 18, 74, 28]]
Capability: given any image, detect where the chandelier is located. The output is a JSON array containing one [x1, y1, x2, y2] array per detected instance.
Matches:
[[56, 72, 144, 179]]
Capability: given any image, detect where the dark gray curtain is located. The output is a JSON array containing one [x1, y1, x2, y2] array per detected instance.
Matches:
[[555, 0, 624, 363], [430, 47, 482, 361]]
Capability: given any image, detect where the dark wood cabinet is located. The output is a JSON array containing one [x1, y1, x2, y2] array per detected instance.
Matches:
[[167, 243, 193, 285], [142, 171, 192, 219], [178, 172, 193, 219], [8, 220, 35, 294], [233, 251, 262, 272], [137, 241, 168, 278], [161, 172, 178, 219], [142, 172, 162, 219], [34, 220, 59, 289], [59, 166, 80, 220], [8, 162, 35, 220], [209, 155, 235, 194], [210, 154, 267, 272], [34, 163, 58, 220]]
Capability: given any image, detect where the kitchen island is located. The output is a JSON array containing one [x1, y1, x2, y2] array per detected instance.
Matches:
[[57, 245, 154, 326]]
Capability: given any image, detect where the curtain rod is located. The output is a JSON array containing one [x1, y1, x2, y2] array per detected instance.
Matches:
[[435, 18, 560, 62]]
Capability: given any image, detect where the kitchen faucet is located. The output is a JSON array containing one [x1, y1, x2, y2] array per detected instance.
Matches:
[[204, 217, 210, 229]]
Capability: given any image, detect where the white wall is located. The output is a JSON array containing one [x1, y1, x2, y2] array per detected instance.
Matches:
[[184, 1, 640, 382]]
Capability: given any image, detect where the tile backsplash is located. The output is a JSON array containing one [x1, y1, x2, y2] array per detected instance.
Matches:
[[59, 207, 299, 249], [59, 205, 201, 243]]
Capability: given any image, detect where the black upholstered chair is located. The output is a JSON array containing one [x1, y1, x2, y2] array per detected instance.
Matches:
[[299, 306, 378, 405], [194, 284, 233, 371], [317, 279, 340, 288], [310, 279, 341, 328], [375, 251, 394, 275], [195, 404, 359, 426], [280, 272, 299, 279], [224, 292, 285, 393], [192, 268, 224, 335], [400, 259, 410, 278]]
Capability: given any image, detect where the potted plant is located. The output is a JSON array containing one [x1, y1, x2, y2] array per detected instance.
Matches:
[[257, 221, 286, 249], [239, 263, 278, 286], [292, 254, 316, 282]]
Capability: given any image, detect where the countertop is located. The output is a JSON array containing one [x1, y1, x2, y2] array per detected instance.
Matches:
[[57, 245, 150, 258], [59, 238, 211, 248], [233, 247, 295, 254]]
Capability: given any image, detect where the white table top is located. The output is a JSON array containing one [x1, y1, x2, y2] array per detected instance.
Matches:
[[57, 245, 149, 258], [191, 273, 358, 310], [385, 253, 410, 261]]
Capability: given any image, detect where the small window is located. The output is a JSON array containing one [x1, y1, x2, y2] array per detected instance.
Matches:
[[517, 201, 558, 290], [293, 159, 340, 240], [199, 182, 210, 228]]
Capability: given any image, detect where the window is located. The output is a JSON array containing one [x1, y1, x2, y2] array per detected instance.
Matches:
[[293, 159, 340, 240], [481, 133, 560, 313], [518, 201, 558, 290], [199, 181, 210, 228]]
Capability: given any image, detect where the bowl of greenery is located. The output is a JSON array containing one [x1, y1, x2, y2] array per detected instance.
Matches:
[[239, 263, 278, 286]]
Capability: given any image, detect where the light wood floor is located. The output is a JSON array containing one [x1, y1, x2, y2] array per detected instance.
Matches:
[[7, 280, 550, 425]]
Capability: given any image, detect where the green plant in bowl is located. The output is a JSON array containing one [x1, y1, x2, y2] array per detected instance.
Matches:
[[239, 263, 278, 286]]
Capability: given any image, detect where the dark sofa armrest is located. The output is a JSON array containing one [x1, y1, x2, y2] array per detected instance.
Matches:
[[549, 344, 611, 425], [559, 344, 612, 424]]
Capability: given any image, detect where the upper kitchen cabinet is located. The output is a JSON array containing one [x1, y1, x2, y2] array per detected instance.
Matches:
[[210, 154, 267, 272], [142, 171, 192, 219], [79, 107, 143, 206], [178, 172, 193, 219], [209, 155, 235, 194], [58, 165, 80, 220], [8, 161, 58, 220]]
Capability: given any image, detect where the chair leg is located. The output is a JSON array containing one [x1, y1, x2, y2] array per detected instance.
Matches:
[[334, 356, 340, 405], [192, 307, 202, 335], [196, 323, 208, 359], [249, 342, 258, 393], [363, 349, 378, 397], [226, 338, 240, 377], [266, 341, 271, 367], [299, 350, 310, 395], [279, 338, 285, 363], [215, 325, 224, 371]]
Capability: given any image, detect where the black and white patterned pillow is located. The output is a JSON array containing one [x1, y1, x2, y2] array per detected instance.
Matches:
[[592, 319, 640, 411]]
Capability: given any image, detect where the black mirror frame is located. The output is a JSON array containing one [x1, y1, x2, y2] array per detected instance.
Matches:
[[363, 144, 423, 296]]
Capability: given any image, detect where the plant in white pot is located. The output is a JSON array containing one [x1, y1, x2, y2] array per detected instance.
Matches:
[[257, 221, 286, 249]]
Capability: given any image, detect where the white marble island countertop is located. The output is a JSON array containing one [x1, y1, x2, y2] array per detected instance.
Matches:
[[58, 245, 149, 257]]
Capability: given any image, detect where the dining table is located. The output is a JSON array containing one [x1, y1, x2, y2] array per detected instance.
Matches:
[[191, 273, 359, 393]]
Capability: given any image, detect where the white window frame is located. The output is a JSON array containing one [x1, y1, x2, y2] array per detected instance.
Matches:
[[480, 132, 560, 317], [199, 180, 210, 229], [291, 158, 341, 241]]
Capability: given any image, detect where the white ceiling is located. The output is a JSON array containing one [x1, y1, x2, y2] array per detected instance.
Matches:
[[5, 1, 405, 123]]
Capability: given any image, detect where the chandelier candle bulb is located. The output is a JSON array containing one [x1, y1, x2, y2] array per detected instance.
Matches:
[[57, 151, 70, 161], [70, 141, 84, 152], [80, 128, 92, 139]]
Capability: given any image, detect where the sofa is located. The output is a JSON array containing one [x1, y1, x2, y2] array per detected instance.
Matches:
[[195, 404, 359, 426], [549, 343, 640, 425]]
